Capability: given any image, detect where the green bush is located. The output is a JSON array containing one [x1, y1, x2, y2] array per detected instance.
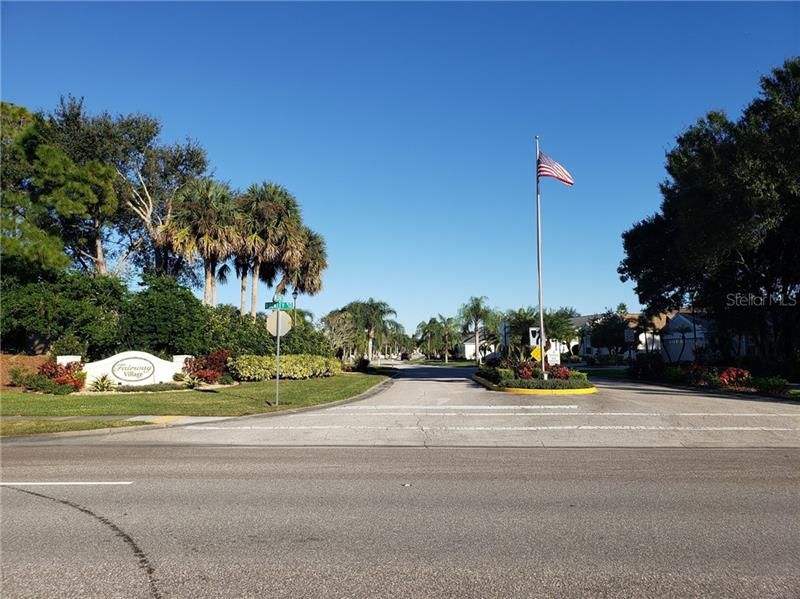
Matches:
[[1, 272, 127, 359], [476, 365, 500, 383], [751, 376, 790, 395], [116, 383, 186, 392], [13, 372, 74, 395], [228, 355, 342, 381], [49, 332, 89, 359], [500, 378, 594, 390], [568, 370, 588, 381], [120, 275, 211, 357], [497, 367, 515, 382]]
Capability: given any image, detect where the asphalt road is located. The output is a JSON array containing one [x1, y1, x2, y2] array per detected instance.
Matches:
[[2, 447, 799, 598], [6, 364, 798, 448], [3, 365, 800, 597]]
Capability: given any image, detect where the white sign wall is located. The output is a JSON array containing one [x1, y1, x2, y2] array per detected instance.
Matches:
[[58, 351, 192, 387]]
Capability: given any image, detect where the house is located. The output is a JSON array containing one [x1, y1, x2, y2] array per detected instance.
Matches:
[[570, 312, 665, 358], [455, 332, 496, 361]]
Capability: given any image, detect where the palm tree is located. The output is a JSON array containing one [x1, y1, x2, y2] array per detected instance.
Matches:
[[274, 227, 328, 298], [459, 296, 490, 365], [239, 182, 304, 319], [437, 314, 461, 364], [344, 299, 397, 361], [170, 178, 238, 306], [416, 319, 439, 358]]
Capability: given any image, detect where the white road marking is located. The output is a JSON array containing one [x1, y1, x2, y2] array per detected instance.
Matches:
[[312, 412, 800, 417], [0, 482, 133, 486], [187, 425, 799, 432], [331, 405, 579, 410]]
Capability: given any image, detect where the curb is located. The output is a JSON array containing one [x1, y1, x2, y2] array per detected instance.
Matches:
[[0, 371, 399, 443], [471, 375, 598, 396]]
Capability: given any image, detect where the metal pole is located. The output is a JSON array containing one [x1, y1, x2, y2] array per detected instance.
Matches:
[[535, 135, 547, 379], [276, 311, 281, 406]]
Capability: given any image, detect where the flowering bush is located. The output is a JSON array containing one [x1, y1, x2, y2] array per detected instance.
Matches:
[[193, 369, 221, 384], [38, 360, 85, 391], [719, 367, 751, 387]]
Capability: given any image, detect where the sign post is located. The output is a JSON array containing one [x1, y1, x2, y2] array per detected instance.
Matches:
[[266, 309, 293, 406]]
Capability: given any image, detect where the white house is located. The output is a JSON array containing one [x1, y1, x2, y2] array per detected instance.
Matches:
[[456, 333, 496, 361], [569, 313, 663, 358]]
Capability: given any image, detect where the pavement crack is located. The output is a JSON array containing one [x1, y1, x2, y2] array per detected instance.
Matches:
[[416, 415, 430, 448], [6, 486, 162, 599]]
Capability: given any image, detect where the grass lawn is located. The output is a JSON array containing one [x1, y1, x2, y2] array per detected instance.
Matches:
[[418, 359, 476, 368], [0, 372, 387, 418], [0, 419, 146, 437]]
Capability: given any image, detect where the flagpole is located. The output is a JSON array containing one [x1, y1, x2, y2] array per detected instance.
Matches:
[[535, 135, 547, 379]]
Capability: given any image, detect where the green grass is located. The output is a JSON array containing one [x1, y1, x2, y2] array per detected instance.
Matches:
[[578, 368, 629, 379], [0, 373, 387, 417], [0, 419, 146, 437], [419, 359, 476, 368]]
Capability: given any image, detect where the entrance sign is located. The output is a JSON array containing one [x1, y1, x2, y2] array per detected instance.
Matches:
[[58, 351, 192, 388]]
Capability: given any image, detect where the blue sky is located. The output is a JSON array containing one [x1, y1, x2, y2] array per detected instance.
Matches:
[[2, 2, 798, 333]]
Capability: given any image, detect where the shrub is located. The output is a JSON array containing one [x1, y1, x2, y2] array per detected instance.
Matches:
[[497, 367, 515, 382], [8, 367, 30, 387], [38, 360, 85, 391], [194, 369, 221, 384], [484, 354, 503, 368], [227, 355, 342, 381], [49, 332, 88, 359], [662, 366, 687, 384], [516, 361, 536, 380], [355, 358, 370, 372], [719, 367, 751, 387], [501, 378, 593, 390], [568, 370, 588, 381], [477, 366, 501, 383], [15, 373, 74, 395], [685, 362, 708, 385], [751, 376, 789, 395], [184, 350, 229, 383], [89, 375, 116, 392], [548, 365, 571, 380], [220, 373, 235, 385], [116, 383, 186, 392]]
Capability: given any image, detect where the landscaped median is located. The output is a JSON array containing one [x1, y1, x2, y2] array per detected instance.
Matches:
[[0, 372, 389, 437], [472, 365, 598, 395]]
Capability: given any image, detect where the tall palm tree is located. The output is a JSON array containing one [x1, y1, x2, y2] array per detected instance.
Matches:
[[274, 227, 328, 298], [416, 319, 439, 358], [459, 295, 490, 365], [239, 182, 304, 319], [437, 314, 460, 364], [344, 299, 397, 361], [170, 178, 238, 306]]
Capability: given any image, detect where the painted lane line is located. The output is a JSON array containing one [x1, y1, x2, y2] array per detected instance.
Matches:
[[186, 425, 799, 432], [331, 405, 579, 410], [0, 482, 134, 486], [311, 412, 800, 417]]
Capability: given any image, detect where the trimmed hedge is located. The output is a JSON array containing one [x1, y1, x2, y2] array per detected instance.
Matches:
[[228, 355, 342, 381], [501, 378, 594, 390]]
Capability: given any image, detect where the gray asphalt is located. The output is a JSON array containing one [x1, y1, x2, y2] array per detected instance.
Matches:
[[2, 447, 799, 598], [6, 364, 798, 448]]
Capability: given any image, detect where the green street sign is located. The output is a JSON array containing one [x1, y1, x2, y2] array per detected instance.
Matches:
[[265, 301, 293, 310]]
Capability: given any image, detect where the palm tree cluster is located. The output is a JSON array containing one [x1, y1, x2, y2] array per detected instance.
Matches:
[[322, 299, 411, 361], [167, 179, 327, 316], [416, 297, 581, 365]]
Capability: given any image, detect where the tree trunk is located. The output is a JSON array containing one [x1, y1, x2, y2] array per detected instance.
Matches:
[[240, 272, 248, 316], [444, 334, 449, 364], [203, 261, 213, 305], [94, 223, 107, 276], [474, 323, 480, 365], [250, 262, 260, 320], [368, 330, 374, 361]]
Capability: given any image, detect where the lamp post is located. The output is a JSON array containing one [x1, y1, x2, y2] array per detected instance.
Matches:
[[292, 288, 299, 322]]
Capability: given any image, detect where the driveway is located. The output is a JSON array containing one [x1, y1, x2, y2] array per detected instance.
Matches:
[[6, 365, 799, 448]]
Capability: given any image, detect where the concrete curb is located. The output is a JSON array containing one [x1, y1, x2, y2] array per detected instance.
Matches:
[[0, 371, 399, 443], [471, 375, 598, 396]]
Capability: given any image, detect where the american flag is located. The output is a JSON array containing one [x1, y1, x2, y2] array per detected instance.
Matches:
[[537, 152, 574, 186]]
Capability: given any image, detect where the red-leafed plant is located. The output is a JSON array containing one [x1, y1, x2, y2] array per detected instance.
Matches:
[[183, 349, 229, 384], [719, 367, 751, 387], [548, 365, 571, 380], [517, 362, 535, 380], [38, 361, 85, 391], [193, 369, 221, 384]]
